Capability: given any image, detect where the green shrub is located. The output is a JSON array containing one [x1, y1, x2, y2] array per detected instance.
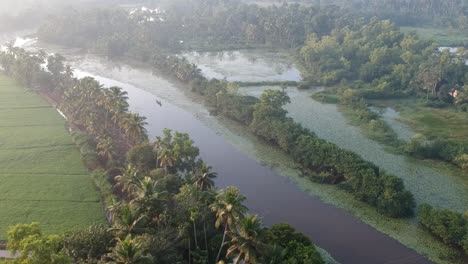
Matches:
[[454, 154, 468, 170], [126, 143, 155, 172], [418, 204, 468, 254], [61, 225, 113, 264]]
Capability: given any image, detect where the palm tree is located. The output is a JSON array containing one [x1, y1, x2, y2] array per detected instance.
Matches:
[[226, 215, 264, 264], [131, 177, 168, 218], [109, 203, 149, 237], [157, 147, 176, 174], [210, 187, 248, 262], [109, 86, 129, 108], [107, 86, 130, 128], [115, 166, 141, 195], [193, 163, 217, 191], [107, 235, 153, 264], [97, 135, 116, 165], [120, 113, 148, 145]]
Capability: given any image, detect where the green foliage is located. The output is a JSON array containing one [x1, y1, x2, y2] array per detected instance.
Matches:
[[6, 223, 71, 264], [127, 144, 155, 172], [154, 129, 201, 175], [283, 241, 324, 264], [61, 225, 114, 264], [37, 3, 352, 53], [454, 154, 468, 170], [264, 223, 324, 264], [404, 134, 467, 169], [91, 169, 117, 210], [216, 92, 259, 124], [72, 131, 100, 170], [106, 235, 153, 264], [297, 18, 467, 105], [418, 204, 468, 255], [265, 223, 311, 248]]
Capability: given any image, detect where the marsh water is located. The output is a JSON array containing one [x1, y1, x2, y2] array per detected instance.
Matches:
[[369, 106, 416, 141], [7, 37, 440, 263], [239, 86, 468, 212], [181, 50, 302, 82]]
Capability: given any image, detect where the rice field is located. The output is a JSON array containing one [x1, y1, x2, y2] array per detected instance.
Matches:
[[0, 75, 104, 239]]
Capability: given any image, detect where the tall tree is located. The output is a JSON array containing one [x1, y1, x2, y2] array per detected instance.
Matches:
[[210, 187, 248, 262]]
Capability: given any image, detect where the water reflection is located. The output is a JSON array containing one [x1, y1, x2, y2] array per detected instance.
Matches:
[[181, 50, 302, 82]]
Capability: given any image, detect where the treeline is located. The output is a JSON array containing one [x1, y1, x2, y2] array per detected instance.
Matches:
[[342, 0, 468, 30], [0, 48, 326, 264], [418, 204, 468, 258], [297, 19, 468, 108], [37, 1, 354, 52]]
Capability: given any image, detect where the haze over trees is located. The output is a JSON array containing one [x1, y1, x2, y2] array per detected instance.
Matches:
[[0, 0, 467, 263]]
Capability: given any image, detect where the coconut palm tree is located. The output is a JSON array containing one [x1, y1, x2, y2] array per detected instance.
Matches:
[[107, 235, 153, 264], [97, 135, 116, 165], [226, 215, 265, 264], [210, 187, 248, 263], [107, 87, 130, 127], [120, 113, 148, 145], [193, 163, 217, 191], [115, 166, 141, 195], [157, 147, 176, 174], [109, 203, 149, 237], [131, 177, 168, 217]]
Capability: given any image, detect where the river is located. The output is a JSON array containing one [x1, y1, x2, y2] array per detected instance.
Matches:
[[4, 37, 437, 263]]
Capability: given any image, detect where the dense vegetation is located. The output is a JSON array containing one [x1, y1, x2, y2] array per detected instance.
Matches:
[[0, 46, 326, 264], [418, 204, 468, 257], [37, 1, 353, 52], [341, 0, 468, 34], [297, 17, 468, 169], [297, 19, 468, 104]]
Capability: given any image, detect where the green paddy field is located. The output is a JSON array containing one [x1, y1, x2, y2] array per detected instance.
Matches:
[[0, 75, 104, 239]]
